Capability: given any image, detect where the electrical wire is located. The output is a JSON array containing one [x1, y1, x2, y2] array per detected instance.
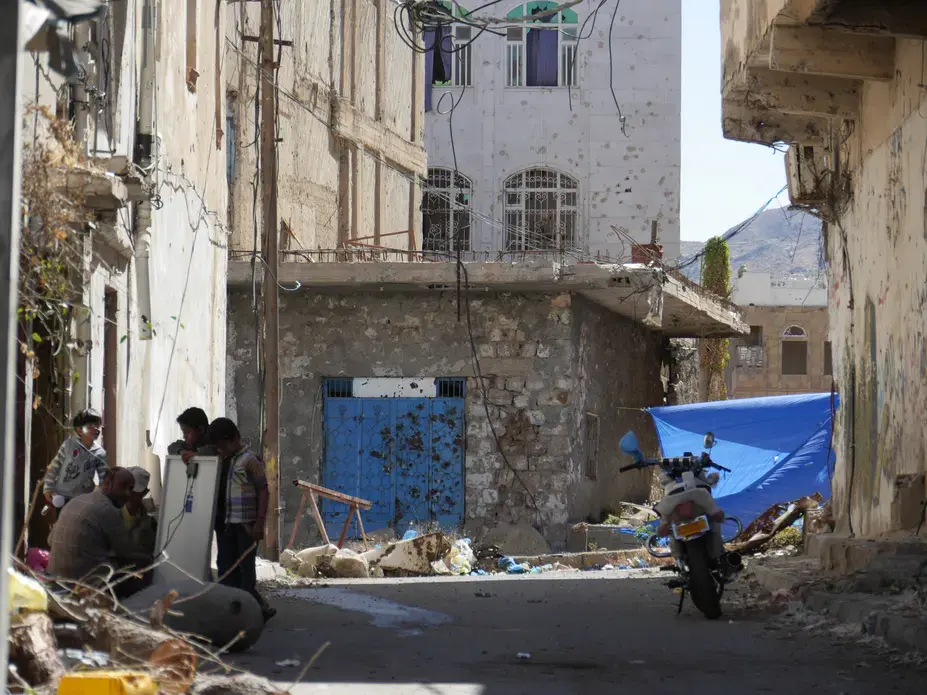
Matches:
[[674, 185, 788, 272], [158, 475, 196, 554], [606, 0, 627, 136]]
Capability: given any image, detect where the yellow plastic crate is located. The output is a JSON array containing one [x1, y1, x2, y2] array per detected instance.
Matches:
[[57, 671, 156, 695]]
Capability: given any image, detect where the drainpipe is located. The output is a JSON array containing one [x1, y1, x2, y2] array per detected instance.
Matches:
[[135, 0, 160, 498], [135, 201, 153, 339], [135, 0, 156, 341]]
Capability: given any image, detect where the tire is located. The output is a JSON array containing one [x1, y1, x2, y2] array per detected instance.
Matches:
[[684, 535, 722, 620]]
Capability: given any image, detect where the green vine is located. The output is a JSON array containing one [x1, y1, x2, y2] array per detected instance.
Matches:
[[699, 236, 730, 401]]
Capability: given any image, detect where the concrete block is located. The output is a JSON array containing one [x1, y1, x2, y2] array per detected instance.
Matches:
[[481, 489, 499, 504], [530, 455, 562, 471], [536, 342, 551, 358], [513, 394, 530, 408], [527, 410, 546, 425], [329, 548, 370, 578], [505, 376, 526, 392], [279, 549, 299, 571], [526, 441, 548, 455], [477, 343, 496, 358], [545, 436, 571, 456], [520, 343, 537, 358], [496, 342, 520, 358], [488, 388, 513, 406], [482, 521, 550, 556], [375, 533, 452, 575]]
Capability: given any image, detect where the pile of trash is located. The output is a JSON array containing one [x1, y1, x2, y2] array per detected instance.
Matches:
[[7, 566, 290, 695]]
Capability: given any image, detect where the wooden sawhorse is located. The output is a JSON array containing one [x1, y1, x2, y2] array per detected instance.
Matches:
[[286, 480, 373, 550]]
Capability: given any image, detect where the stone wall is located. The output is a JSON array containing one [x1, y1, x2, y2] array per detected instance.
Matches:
[[570, 296, 664, 521], [227, 289, 667, 547]]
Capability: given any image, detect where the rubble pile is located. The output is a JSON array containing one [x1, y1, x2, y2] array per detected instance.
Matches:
[[7, 567, 289, 695], [278, 529, 658, 581]]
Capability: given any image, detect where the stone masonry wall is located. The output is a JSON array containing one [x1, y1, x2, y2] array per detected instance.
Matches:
[[227, 289, 666, 547], [571, 296, 665, 521]]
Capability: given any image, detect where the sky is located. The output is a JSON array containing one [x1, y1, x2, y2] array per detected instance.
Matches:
[[680, 0, 788, 242]]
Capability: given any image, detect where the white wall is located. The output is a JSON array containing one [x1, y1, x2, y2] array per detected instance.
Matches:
[[24, 2, 228, 497], [733, 272, 828, 307], [424, 0, 681, 260]]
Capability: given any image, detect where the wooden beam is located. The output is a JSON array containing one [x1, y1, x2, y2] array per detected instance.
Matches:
[[770, 24, 895, 81], [722, 101, 833, 145], [736, 68, 861, 119], [331, 98, 428, 175]]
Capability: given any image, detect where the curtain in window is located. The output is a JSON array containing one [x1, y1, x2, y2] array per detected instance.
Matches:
[[526, 11, 557, 87], [424, 26, 453, 110]]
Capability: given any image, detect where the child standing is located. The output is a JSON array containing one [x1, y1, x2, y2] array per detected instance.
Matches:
[[43, 409, 109, 509]]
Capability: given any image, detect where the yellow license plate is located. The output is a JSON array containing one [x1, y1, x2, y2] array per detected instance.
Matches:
[[673, 516, 709, 540]]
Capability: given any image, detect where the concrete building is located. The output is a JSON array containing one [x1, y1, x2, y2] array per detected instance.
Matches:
[[225, 0, 426, 259], [727, 272, 832, 399], [19, 2, 229, 539], [421, 0, 681, 261], [221, 1, 743, 549], [227, 260, 747, 548], [720, 1, 927, 536]]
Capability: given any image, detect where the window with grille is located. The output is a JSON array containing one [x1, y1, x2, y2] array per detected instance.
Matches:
[[737, 325, 764, 367], [503, 168, 578, 251], [422, 168, 472, 253], [436, 377, 467, 398], [505, 2, 578, 88], [584, 413, 599, 480], [325, 378, 354, 398], [452, 25, 473, 87]]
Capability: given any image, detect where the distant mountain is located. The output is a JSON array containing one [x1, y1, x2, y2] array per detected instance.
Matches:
[[678, 208, 824, 282]]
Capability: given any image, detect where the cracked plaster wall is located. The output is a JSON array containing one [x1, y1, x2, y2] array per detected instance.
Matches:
[[828, 40, 927, 537], [424, 0, 681, 260], [227, 290, 666, 548]]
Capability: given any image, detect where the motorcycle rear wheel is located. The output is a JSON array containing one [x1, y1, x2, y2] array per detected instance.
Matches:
[[684, 535, 722, 620]]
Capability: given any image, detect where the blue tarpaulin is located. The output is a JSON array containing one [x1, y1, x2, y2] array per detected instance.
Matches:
[[645, 393, 838, 528]]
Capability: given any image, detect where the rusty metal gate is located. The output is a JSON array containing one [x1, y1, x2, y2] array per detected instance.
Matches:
[[321, 378, 466, 537]]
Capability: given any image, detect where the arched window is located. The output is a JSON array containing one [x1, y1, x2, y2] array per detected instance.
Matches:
[[422, 168, 472, 253], [424, 2, 473, 111], [505, 2, 578, 87], [503, 168, 578, 251], [781, 325, 808, 375]]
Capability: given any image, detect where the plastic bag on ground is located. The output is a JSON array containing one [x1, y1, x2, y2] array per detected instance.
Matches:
[[8, 567, 47, 614], [498, 557, 530, 574], [446, 538, 476, 575]]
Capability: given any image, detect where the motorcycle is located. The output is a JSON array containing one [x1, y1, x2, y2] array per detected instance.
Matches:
[[619, 430, 743, 620]]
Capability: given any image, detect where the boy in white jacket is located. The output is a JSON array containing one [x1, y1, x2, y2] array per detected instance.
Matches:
[[43, 409, 109, 507]]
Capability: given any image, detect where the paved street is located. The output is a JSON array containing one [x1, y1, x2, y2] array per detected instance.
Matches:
[[231, 571, 920, 694]]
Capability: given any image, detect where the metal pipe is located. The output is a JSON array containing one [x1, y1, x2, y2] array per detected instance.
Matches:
[[0, 4, 26, 690]]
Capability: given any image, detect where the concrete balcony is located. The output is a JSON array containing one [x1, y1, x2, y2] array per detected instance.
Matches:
[[720, 0, 927, 147]]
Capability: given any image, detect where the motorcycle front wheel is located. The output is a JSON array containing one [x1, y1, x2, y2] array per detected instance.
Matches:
[[684, 535, 722, 620]]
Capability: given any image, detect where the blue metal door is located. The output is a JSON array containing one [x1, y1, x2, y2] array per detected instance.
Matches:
[[321, 394, 465, 538]]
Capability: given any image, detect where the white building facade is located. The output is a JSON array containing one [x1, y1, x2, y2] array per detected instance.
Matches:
[[422, 0, 681, 261]]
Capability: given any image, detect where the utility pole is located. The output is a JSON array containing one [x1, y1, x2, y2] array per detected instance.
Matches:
[[0, 2, 25, 690], [259, 0, 280, 560]]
